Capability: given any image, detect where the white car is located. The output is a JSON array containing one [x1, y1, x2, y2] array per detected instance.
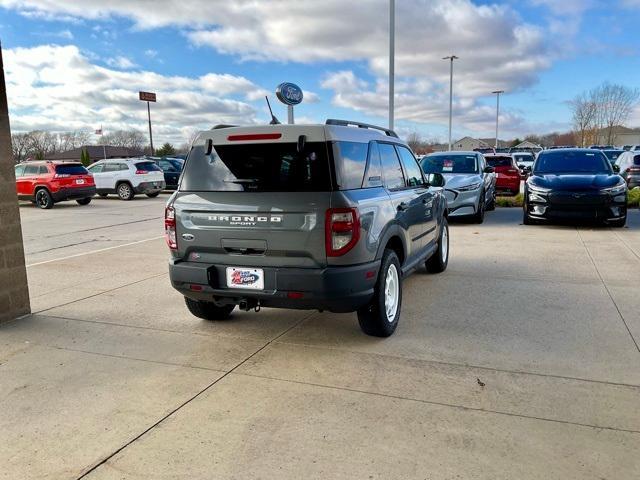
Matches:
[[87, 158, 166, 200], [512, 152, 535, 173]]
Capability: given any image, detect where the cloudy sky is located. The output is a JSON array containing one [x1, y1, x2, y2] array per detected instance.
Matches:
[[1, 0, 639, 145]]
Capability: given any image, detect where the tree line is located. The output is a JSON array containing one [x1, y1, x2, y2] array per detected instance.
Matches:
[[570, 82, 639, 147]]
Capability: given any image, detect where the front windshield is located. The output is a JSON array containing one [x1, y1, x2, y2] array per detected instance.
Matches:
[[534, 150, 612, 174], [421, 154, 478, 174]]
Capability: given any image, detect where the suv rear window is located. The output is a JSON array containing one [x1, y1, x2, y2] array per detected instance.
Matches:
[[486, 157, 513, 167], [182, 142, 332, 192], [135, 162, 162, 172], [55, 164, 89, 175]]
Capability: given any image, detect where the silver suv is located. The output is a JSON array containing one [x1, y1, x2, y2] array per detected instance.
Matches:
[[166, 119, 449, 337]]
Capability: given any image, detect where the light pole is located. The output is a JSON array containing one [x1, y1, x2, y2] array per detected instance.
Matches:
[[389, 0, 395, 131], [492, 90, 504, 149], [443, 55, 458, 151]]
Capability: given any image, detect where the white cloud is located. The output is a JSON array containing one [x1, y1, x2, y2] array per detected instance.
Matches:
[[0, 0, 562, 135], [4, 44, 267, 143], [144, 49, 158, 58], [105, 56, 136, 69]]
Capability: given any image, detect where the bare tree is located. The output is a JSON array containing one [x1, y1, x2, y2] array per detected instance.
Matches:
[[59, 130, 91, 152], [101, 129, 146, 150], [11, 132, 30, 162], [569, 92, 597, 147], [406, 132, 423, 152], [593, 83, 639, 144], [27, 131, 58, 159]]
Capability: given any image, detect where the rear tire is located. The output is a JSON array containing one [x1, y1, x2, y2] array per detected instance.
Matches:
[[357, 249, 402, 337], [76, 197, 92, 205], [146, 192, 160, 198], [486, 189, 496, 211], [184, 297, 235, 321], [117, 183, 135, 201], [426, 218, 449, 273], [35, 188, 54, 209]]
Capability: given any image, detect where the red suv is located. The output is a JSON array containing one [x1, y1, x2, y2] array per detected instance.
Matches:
[[485, 154, 521, 195], [15, 161, 96, 209]]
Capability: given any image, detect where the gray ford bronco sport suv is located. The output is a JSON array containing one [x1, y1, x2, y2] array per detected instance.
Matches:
[[166, 119, 449, 337]]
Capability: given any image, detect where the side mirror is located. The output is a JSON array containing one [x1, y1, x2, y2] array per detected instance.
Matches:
[[428, 173, 446, 187], [613, 164, 620, 173], [483, 166, 495, 174]]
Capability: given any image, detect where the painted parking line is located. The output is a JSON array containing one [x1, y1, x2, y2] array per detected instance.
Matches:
[[26, 236, 165, 267]]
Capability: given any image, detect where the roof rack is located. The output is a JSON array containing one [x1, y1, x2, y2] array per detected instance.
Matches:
[[325, 119, 399, 138]]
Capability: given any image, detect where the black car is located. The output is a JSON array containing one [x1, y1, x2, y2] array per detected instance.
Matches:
[[155, 158, 184, 190], [523, 148, 627, 227]]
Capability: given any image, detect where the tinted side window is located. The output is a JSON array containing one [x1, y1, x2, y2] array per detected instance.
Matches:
[[14, 164, 25, 177], [88, 163, 104, 173], [39, 165, 49, 175], [24, 165, 39, 175], [119, 163, 130, 171], [333, 141, 369, 190], [379, 143, 405, 190], [135, 161, 162, 172], [363, 142, 383, 188], [396, 146, 425, 187]]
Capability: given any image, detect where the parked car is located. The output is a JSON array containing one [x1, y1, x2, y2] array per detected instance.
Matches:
[[523, 148, 627, 227], [14, 161, 95, 209], [614, 151, 640, 188], [602, 149, 625, 165], [87, 158, 165, 200], [485, 154, 520, 195], [512, 152, 535, 176], [420, 151, 495, 223], [166, 119, 450, 337], [154, 157, 184, 190]]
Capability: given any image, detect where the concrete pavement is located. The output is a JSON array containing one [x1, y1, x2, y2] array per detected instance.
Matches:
[[1, 198, 639, 479]]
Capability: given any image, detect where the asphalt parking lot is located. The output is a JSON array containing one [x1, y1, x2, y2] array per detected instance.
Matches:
[[2, 196, 640, 479]]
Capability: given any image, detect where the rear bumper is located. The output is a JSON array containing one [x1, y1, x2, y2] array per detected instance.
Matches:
[[51, 186, 96, 202], [495, 177, 520, 193], [134, 181, 165, 194], [169, 259, 381, 313]]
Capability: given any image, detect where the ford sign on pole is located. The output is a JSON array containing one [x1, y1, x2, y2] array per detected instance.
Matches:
[[276, 82, 303, 124]]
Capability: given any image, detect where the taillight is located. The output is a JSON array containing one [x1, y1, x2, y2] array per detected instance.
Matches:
[[135, 169, 147, 175], [325, 208, 360, 257], [165, 206, 177, 250]]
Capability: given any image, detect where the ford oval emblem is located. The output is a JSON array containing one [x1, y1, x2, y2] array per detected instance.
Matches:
[[276, 82, 303, 106], [181, 233, 195, 241]]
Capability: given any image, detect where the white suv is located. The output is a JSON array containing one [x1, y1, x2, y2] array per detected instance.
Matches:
[[87, 158, 166, 200]]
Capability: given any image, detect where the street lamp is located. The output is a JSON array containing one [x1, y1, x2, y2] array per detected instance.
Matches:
[[492, 90, 504, 149], [443, 55, 458, 151], [389, 0, 395, 131]]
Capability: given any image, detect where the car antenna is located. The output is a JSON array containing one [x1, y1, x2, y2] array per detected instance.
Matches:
[[265, 96, 280, 125]]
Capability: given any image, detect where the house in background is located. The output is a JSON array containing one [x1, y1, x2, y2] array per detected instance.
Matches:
[[512, 140, 542, 152], [593, 126, 640, 146], [452, 136, 490, 151], [46, 145, 143, 163]]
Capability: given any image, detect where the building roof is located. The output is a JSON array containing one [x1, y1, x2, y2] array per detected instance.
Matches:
[[513, 140, 542, 149], [46, 145, 144, 161]]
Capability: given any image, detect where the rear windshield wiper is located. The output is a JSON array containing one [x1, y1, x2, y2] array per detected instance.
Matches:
[[224, 178, 260, 184]]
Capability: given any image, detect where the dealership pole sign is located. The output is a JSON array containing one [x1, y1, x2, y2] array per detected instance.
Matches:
[[276, 82, 303, 124], [139, 91, 156, 155]]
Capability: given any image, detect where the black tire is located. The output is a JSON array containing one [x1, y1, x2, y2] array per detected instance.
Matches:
[[426, 218, 449, 273], [357, 249, 402, 337], [117, 182, 135, 201], [522, 208, 533, 225], [98, 193, 108, 198], [472, 191, 485, 223], [76, 197, 92, 205], [184, 297, 235, 321], [35, 188, 54, 209], [486, 189, 496, 211], [608, 217, 627, 228], [146, 192, 161, 198]]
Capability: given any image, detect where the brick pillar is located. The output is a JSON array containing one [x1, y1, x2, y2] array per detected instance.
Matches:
[[0, 40, 30, 323]]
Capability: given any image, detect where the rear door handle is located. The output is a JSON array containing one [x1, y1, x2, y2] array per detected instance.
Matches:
[[397, 202, 409, 212]]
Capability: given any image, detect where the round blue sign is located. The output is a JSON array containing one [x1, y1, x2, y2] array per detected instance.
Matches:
[[276, 82, 303, 106]]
